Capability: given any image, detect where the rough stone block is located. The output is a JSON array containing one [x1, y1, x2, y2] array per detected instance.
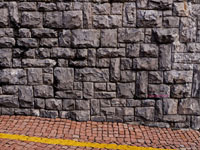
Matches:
[[93, 15, 122, 28], [180, 17, 196, 42], [126, 44, 140, 57], [0, 8, 8, 27], [163, 99, 178, 115], [75, 68, 109, 82], [148, 84, 170, 98], [75, 100, 90, 110], [117, 83, 135, 98], [83, 82, 94, 99], [118, 28, 144, 43], [72, 29, 100, 48], [17, 38, 38, 48], [34, 85, 54, 98], [32, 28, 57, 38], [149, 71, 163, 84], [164, 71, 193, 83], [0, 49, 12, 67], [0, 69, 27, 85], [133, 58, 158, 70], [97, 48, 125, 58], [59, 30, 71, 47], [171, 84, 192, 98], [135, 107, 154, 121], [140, 44, 159, 58], [46, 99, 62, 110], [22, 59, 56, 67], [28, 68, 43, 85], [173, 2, 189, 17], [123, 3, 136, 27], [18, 2, 37, 11], [92, 3, 110, 15], [101, 29, 117, 47], [63, 99, 75, 111], [54, 67, 74, 90], [18, 86, 33, 108], [0, 37, 15, 48], [153, 28, 178, 43], [40, 110, 58, 118], [0, 95, 19, 108], [135, 71, 148, 98], [178, 98, 200, 115], [44, 11, 63, 28], [137, 10, 162, 27], [159, 44, 171, 70], [21, 12, 42, 28], [63, 11, 83, 29]]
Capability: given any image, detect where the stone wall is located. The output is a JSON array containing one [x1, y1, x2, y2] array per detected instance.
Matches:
[[0, 0, 200, 129]]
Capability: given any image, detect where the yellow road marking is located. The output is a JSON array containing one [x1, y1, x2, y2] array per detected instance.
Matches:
[[0, 133, 175, 150]]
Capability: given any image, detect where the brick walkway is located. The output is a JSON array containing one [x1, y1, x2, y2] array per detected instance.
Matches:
[[0, 116, 199, 150]]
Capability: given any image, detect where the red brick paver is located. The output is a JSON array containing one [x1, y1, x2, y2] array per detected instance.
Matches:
[[0, 115, 199, 150]]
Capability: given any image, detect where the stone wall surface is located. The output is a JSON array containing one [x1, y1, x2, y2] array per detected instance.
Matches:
[[0, 0, 200, 129]]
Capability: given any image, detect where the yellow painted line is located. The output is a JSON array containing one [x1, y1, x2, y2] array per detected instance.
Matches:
[[0, 133, 175, 150]]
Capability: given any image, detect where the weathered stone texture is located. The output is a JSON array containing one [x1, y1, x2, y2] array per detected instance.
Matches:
[[54, 67, 74, 90], [72, 29, 100, 48], [0, 0, 199, 130]]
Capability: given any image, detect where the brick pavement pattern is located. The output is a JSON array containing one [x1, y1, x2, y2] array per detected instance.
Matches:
[[0, 116, 199, 150]]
